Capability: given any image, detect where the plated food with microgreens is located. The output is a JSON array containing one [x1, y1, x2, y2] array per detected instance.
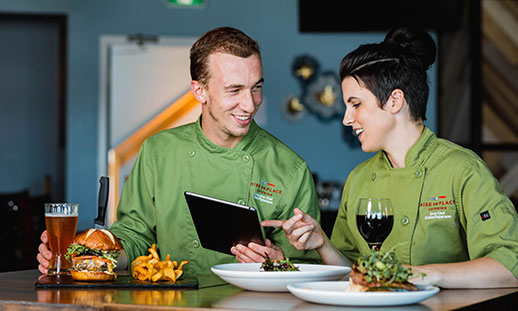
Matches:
[[260, 255, 299, 272], [348, 249, 424, 292]]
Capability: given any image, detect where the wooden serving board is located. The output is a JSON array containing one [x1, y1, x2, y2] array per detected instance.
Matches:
[[35, 274, 198, 289]]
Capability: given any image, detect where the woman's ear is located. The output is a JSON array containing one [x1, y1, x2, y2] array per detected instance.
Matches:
[[388, 89, 405, 114], [191, 80, 207, 104]]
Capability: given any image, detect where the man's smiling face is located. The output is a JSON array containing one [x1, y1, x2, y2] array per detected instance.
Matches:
[[198, 52, 263, 148]]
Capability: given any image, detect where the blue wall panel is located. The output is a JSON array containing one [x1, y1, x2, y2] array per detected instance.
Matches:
[[0, 0, 437, 230]]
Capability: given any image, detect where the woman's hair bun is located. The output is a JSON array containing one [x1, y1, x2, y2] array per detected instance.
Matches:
[[384, 27, 436, 70]]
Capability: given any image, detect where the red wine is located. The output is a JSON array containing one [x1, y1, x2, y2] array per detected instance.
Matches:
[[356, 214, 394, 248]]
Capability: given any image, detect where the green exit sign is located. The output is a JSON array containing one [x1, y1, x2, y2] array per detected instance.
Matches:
[[166, 0, 205, 7]]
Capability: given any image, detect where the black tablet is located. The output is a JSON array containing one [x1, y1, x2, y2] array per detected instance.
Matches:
[[184, 191, 265, 255]]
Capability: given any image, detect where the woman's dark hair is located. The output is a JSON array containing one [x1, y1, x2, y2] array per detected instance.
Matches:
[[339, 27, 436, 121]]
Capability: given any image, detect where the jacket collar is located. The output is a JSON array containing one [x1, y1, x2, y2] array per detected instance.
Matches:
[[194, 115, 259, 154], [382, 127, 437, 168]]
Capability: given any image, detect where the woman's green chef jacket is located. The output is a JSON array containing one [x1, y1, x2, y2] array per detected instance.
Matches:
[[331, 127, 518, 277], [110, 118, 321, 274]]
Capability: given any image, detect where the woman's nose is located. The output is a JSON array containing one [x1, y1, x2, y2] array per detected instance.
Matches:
[[342, 110, 353, 126]]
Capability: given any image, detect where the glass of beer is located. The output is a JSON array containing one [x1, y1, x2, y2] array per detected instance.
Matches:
[[44, 203, 78, 275]]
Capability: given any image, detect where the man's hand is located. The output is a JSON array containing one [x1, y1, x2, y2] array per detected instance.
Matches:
[[231, 239, 284, 263], [37, 230, 52, 275], [261, 208, 325, 251]]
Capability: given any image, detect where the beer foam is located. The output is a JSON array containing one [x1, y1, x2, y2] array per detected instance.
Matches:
[[45, 213, 78, 217]]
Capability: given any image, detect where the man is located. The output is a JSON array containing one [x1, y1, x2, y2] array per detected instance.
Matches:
[[37, 27, 320, 275]]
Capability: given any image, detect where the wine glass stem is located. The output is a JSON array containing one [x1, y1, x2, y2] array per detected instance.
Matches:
[[369, 243, 382, 251]]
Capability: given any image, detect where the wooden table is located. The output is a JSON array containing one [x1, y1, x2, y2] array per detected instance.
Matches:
[[0, 269, 516, 310]]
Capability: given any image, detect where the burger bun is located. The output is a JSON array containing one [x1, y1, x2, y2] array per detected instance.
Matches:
[[70, 269, 116, 282], [74, 229, 123, 251]]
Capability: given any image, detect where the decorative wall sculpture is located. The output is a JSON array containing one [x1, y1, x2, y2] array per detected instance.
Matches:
[[283, 54, 344, 122]]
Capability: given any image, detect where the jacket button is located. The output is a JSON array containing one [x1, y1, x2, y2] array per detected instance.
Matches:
[[415, 170, 422, 178], [237, 199, 245, 205], [192, 240, 200, 248], [242, 155, 250, 162], [188, 151, 196, 157], [371, 173, 376, 181], [401, 216, 410, 226]]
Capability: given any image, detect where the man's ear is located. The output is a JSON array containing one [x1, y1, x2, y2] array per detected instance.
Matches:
[[388, 89, 405, 114], [191, 80, 206, 104]]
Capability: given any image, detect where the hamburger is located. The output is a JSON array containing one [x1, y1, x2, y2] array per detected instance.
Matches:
[[65, 228, 123, 281], [347, 249, 420, 292]]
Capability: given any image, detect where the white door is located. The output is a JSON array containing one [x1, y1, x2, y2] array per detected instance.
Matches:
[[98, 35, 200, 225]]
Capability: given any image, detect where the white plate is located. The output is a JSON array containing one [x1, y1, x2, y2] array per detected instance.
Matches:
[[287, 281, 439, 306], [211, 263, 350, 292]]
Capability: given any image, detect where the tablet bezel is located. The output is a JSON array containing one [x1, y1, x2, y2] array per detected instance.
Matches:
[[184, 191, 265, 255]]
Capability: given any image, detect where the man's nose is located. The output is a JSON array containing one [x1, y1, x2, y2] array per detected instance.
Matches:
[[240, 91, 258, 112]]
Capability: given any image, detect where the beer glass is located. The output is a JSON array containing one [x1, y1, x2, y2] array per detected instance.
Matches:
[[44, 203, 78, 275]]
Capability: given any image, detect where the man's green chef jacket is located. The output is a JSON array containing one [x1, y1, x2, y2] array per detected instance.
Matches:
[[110, 119, 321, 274]]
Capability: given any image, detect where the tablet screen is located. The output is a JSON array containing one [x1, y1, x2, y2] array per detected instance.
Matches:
[[184, 192, 265, 255]]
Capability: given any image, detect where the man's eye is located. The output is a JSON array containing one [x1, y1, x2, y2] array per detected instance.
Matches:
[[229, 89, 239, 94], [352, 103, 360, 108], [252, 85, 263, 92]]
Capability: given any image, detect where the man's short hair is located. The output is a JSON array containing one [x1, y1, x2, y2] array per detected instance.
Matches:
[[190, 27, 261, 86]]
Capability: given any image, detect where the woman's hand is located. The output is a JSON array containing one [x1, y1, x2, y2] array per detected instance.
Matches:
[[261, 208, 325, 251], [262, 208, 352, 267], [406, 257, 518, 288]]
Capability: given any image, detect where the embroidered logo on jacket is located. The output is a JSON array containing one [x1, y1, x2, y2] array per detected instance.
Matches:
[[250, 181, 282, 205], [480, 211, 491, 221], [421, 195, 455, 220]]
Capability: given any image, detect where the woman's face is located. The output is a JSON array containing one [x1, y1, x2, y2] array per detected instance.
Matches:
[[341, 77, 394, 153]]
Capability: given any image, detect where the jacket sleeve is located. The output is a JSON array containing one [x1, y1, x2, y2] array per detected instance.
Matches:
[[269, 161, 322, 264], [330, 174, 361, 262], [109, 139, 157, 268], [458, 158, 518, 277]]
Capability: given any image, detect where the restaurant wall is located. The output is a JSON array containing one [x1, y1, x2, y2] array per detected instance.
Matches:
[[0, 17, 64, 198], [0, 0, 437, 231]]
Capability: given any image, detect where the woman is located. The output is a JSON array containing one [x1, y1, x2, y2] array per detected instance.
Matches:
[[263, 28, 518, 288]]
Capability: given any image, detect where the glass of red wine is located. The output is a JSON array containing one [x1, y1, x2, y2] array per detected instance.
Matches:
[[356, 198, 394, 251]]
